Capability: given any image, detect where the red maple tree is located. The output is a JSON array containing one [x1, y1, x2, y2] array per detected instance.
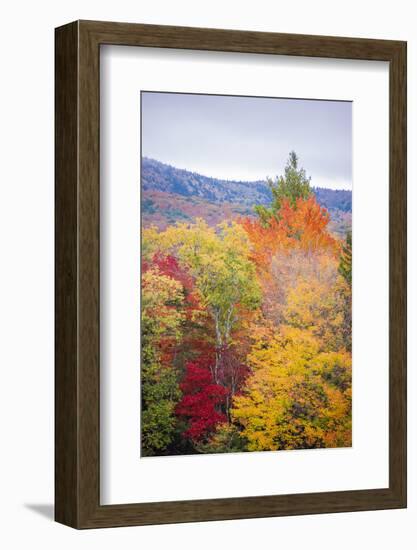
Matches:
[[175, 354, 228, 440]]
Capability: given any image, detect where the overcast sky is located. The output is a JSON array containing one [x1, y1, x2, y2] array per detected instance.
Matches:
[[141, 91, 352, 190]]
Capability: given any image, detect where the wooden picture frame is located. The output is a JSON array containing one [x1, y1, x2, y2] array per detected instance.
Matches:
[[55, 20, 407, 529]]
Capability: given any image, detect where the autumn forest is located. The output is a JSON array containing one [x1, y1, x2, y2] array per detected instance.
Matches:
[[141, 151, 352, 457]]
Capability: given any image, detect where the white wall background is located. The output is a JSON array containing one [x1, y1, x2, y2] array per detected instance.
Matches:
[[0, 0, 415, 547]]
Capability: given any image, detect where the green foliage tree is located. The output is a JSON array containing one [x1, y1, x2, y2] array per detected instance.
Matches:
[[194, 423, 248, 454], [338, 231, 352, 284], [141, 350, 181, 456], [141, 267, 184, 456], [255, 151, 312, 225]]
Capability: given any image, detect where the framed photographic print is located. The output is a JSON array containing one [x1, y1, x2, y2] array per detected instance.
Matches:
[[55, 20, 407, 528]]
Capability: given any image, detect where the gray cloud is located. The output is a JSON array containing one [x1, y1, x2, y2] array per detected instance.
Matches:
[[141, 91, 352, 190]]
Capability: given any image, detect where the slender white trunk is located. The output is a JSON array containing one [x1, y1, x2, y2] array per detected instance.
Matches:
[[213, 308, 222, 384]]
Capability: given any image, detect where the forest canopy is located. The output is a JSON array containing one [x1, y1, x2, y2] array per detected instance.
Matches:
[[141, 152, 352, 456]]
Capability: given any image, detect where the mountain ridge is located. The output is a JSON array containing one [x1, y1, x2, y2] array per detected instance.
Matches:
[[141, 157, 352, 213]]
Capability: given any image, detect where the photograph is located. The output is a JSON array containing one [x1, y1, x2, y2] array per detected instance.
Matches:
[[140, 91, 353, 457], [0, 0, 409, 541]]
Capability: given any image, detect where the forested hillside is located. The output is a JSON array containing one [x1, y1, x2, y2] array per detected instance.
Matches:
[[141, 157, 352, 236], [314, 187, 352, 212], [142, 157, 270, 205]]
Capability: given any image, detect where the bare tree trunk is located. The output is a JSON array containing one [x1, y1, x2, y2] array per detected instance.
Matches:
[[224, 305, 234, 343], [213, 308, 222, 384], [212, 304, 236, 391]]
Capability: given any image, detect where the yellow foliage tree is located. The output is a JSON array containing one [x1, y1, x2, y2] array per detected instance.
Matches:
[[231, 326, 352, 451], [284, 268, 351, 352]]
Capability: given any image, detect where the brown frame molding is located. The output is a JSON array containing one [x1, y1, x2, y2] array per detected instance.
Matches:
[[55, 20, 407, 529]]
